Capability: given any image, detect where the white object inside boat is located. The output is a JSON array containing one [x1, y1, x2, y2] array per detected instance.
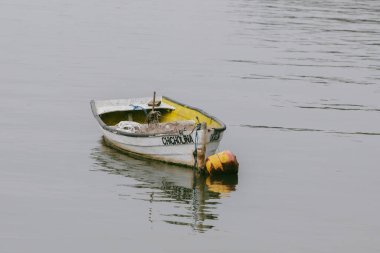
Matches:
[[114, 120, 196, 135]]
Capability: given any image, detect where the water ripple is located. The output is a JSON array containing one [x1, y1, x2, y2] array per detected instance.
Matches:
[[240, 125, 380, 136], [297, 105, 380, 112]]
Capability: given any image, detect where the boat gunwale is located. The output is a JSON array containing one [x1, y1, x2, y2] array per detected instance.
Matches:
[[90, 96, 226, 138]]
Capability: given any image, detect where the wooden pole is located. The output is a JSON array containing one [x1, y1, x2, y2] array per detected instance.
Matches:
[[152, 91, 156, 112], [197, 122, 207, 170]]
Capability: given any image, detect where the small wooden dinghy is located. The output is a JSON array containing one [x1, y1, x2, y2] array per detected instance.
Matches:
[[90, 95, 226, 167]]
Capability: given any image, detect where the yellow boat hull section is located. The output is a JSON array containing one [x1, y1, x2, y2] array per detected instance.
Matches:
[[161, 97, 222, 129]]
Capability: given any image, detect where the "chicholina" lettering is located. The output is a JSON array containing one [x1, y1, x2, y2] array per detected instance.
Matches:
[[162, 134, 194, 145]]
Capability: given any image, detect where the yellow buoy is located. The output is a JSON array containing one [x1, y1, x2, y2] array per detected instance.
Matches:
[[205, 150, 239, 175]]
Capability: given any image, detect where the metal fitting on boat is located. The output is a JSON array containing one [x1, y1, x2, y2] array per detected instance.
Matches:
[[205, 150, 239, 175]]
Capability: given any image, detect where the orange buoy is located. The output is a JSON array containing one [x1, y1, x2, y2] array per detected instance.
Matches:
[[205, 150, 239, 175]]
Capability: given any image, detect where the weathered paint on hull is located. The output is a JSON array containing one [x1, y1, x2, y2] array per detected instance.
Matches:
[[102, 128, 223, 167]]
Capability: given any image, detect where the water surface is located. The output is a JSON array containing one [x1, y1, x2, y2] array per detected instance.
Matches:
[[1, 0, 379, 252]]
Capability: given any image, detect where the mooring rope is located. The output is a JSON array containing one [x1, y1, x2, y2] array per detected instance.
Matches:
[[146, 110, 161, 125]]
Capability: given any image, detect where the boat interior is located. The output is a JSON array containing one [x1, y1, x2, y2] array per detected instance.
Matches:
[[95, 97, 223, 135]]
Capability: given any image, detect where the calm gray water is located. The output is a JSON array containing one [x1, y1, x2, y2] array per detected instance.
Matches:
[[1, 0, 380, 252]]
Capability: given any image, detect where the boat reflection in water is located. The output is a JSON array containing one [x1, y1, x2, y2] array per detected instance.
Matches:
[[91, 139, 238, 232]]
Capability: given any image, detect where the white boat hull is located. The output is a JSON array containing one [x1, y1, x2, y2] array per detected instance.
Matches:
[[102, 127, 223, 166]]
